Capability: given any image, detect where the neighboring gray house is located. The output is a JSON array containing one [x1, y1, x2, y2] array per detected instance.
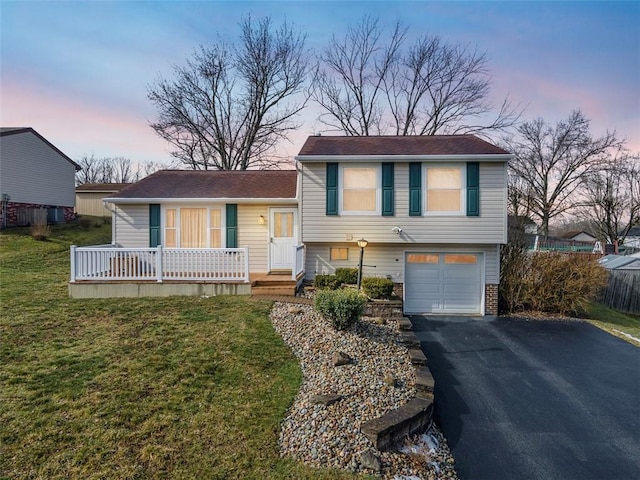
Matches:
[[0, 127, 80, 227], [622, 226, 640, 249], [296, 135, 511, 315]]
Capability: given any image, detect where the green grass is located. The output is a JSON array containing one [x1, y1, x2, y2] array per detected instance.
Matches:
[[0, 221, 364, 479], [585, 302, 640, 347]]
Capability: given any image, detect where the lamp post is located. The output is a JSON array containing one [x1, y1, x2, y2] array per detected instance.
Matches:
[[356, 238, 368, 290]]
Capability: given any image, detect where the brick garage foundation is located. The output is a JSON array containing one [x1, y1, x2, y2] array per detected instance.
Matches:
[[485, 284, 498, 315], [1, 202, 74, 227]]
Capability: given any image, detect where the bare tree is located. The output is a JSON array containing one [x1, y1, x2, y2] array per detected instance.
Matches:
[[313, 16, 519, 136], [75, 155, 114, 185], [148, 16, 311, 170], [504, 110, 622, 237], [75, 156, 164, 185], [579, 151, 640, 244]]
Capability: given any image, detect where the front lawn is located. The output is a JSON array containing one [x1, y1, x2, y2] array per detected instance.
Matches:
[[0, 221, 362, 479]]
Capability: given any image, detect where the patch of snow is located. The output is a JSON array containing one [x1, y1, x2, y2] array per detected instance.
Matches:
[[613, 329, 640, 343]]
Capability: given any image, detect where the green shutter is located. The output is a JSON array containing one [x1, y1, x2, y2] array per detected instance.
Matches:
[[226, 204, 238, 248], [467, 162, 480, 216], [409, 163, 422, 216], [149, 204, 161, 247], [326, 163, 338, 215], [382, 163, 394, 216]]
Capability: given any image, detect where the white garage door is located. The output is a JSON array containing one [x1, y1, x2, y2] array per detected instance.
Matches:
[[404, 252, 483, 314]]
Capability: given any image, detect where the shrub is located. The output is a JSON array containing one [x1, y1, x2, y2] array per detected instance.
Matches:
[[314, 288, 367, 330], [76, 217, 93, 230], [500, 247, 608, 316], [314, 274, 341, 290], [30, 223, 51, 241], [335, 267, 359, 285], [362, 277, 394, 299]]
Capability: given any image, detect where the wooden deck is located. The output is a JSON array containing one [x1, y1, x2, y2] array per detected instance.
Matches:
[[250, 271, 302, 296]]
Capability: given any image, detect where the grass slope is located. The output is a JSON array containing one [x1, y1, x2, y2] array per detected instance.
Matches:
[[586, 302, 640, 347], [0, 220, 363, 479]]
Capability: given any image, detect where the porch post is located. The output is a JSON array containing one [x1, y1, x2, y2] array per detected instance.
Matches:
[[156, 245, 163, 283], [70, 245, 77, 283], [292, 244, 297, 281]]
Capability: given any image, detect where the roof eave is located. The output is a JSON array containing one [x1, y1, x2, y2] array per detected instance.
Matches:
[[295, 154, 513, 162], [104, 197, 299, 205]]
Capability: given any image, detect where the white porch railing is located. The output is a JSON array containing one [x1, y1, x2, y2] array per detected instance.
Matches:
[[292, 244, 305, 280], [70, 245, 250, 283]]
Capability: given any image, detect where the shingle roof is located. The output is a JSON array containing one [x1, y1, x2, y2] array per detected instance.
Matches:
[[297, 135, 511, 157], [76, 183, 131, 192], [109, 170, 298, 200]]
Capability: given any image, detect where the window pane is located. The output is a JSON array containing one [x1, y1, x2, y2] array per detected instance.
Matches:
[[165, 209, 176, 228], [445, 254, 477, 264], [407, 253, 439, 264], [165, 229, 176, 248], [330, 247, 349, 261], [210, 209, 221, 228], [273, 212, 294, 238], [180, 208, 207, 248], [427, 190, 461, 211], [343, 189, 376, 211], [210, 229, 221, 248], [344, 167, 376, 188], [428, 168, 461, 188]]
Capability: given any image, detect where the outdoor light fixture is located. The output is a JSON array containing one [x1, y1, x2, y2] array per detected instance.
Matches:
[[258, 215, 266, 225], [356, 238, 368, 289]]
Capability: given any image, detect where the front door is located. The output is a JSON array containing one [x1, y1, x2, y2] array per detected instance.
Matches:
[[269, 208, 297, 271]]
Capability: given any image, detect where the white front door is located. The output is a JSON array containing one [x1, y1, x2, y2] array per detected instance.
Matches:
[[269, 208, 297, 271]]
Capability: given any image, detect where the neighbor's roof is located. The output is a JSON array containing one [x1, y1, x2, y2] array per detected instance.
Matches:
[[296, 135, 511, 158], [76, 183, 131, 192], [1, 127, 81, 170], [107, 170, 298, 202], [599, 255, 640, 270]]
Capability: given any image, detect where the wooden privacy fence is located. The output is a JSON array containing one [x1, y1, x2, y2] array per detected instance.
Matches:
[[601, 270, 640, 315]]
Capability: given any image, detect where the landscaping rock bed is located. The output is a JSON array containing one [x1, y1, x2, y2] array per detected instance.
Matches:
[[270, 302, 458, 479]]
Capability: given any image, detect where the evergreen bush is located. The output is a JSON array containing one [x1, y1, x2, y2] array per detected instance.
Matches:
[[362, 277, 394, 299], [314, 288, 367, 330], [314, 274, 341, 290], [335, 267, 359, 285]]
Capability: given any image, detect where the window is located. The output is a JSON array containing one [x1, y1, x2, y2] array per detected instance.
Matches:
[[163, 207, 224, 248], [273, 212, 294, 238], [330, 247, 349, 261], [341, 165, 379, 213], [444, 254, 477, 264], [425, 165, 465, 213], [407, 253, 439, 264]]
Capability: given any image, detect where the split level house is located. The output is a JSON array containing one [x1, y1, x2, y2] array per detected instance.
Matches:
[[69, 135, 512, 316]]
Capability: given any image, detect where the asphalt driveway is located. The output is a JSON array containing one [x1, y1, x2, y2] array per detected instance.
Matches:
[[410, 315, 640, 480]]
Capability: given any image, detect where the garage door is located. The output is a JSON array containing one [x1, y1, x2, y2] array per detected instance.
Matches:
[[404, 252, 483, 314]]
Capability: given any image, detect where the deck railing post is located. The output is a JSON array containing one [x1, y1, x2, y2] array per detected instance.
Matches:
[[156, 245, 163, 283], [244, 246, 250, 282], [70, 245, 77, 283]]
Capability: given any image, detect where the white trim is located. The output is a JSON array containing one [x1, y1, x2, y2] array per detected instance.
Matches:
[[422, 163, 466, 216], [105, 197, 298, 205], [296, 154, 513, 162], [339, 163, 381, 215]]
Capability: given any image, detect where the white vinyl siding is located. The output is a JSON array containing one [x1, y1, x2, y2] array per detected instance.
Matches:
[[113, 204, 149, 248], [237, 204, 271, 274], [300, 162, 507, 244], [0, 131, 76, 207], [304, 243, 499, 285]]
